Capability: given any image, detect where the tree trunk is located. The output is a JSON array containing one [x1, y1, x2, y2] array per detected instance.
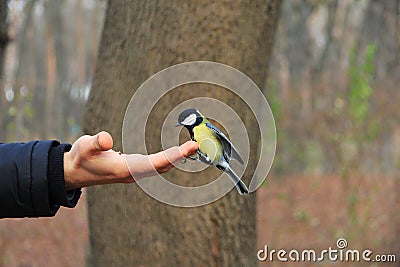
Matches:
[[44, 0, 69, 140], [0, 0, 9, 140], [84, 1, 281, 266], [359, 0, 400, 88], [7, 0, 36, 141], [0, 0, 8, 85]]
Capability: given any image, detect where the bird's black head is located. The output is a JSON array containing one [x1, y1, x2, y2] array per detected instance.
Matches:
[[176, 108, 203, 128]]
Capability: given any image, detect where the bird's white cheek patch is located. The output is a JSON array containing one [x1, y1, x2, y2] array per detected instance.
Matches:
[[182, 114, 197, 125]]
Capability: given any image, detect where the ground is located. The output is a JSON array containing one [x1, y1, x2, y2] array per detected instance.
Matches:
[[0, 175, 398, 266]]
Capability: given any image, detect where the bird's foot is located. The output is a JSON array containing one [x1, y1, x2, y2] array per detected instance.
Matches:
[[197, 150, 212, 164], [188, 155, 198, 161]]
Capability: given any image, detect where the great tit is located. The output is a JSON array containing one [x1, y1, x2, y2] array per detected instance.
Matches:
[[176, 108, 249, 195]]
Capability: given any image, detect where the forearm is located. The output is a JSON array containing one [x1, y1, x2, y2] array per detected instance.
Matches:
[[0, 141, 80, 218]]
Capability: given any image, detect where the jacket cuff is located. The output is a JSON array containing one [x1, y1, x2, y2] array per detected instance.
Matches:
[[48, 143, 81, 208]]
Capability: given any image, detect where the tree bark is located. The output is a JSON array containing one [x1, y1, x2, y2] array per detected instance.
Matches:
[[84, 1, 281, 266]]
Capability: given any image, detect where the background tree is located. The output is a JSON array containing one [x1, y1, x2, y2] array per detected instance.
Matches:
[[84, 0, 281, 266], [0, 0, 8, 82], [0, 0, 105, 143], [0, 0, 9, 138], [0, 0, 398, 266]]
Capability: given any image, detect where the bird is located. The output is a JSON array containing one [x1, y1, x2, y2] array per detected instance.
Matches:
[[176, 108, 249, 195]]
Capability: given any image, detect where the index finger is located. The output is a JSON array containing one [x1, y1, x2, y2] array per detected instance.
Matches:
[[151, 141, 198, 168]]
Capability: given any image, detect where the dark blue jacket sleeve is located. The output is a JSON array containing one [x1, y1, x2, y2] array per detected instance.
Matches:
[[0, 140, 81, 218]]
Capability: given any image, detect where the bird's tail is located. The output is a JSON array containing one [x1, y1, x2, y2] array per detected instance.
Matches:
[[225, 166, 249, 195]]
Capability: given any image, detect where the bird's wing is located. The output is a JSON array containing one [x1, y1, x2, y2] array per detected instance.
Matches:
[[205, 123, 244, 165]]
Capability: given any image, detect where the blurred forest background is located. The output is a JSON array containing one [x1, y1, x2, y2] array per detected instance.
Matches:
[[0, 0, 399, 266]]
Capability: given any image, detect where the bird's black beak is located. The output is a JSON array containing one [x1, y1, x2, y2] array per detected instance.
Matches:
[[175, 122, 181, 127]]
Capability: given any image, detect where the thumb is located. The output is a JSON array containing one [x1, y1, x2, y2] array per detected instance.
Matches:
[[89, 131, 114, 153]]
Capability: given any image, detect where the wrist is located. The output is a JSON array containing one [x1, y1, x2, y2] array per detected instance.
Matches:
[[48, 143, 81, 207], [63, 151, 75, 190]]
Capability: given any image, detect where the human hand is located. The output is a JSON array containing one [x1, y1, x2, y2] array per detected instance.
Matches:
[[63, 131, 198, 190]]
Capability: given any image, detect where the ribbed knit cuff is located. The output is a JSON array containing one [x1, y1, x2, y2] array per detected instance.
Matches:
[[48, 143, 81, 208]]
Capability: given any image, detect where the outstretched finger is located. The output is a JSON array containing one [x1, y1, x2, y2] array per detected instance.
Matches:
[[124, 141, 199, 180], [160, 141, 198, 166]]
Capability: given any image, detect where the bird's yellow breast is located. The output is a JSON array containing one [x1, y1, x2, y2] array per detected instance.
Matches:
[[193, 124, 223, 163]]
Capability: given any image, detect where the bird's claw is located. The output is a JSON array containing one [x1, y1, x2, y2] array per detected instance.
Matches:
[[188, 155, 198, 161], [196, 150, 211, 164], [188, 154, 204, 164]]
